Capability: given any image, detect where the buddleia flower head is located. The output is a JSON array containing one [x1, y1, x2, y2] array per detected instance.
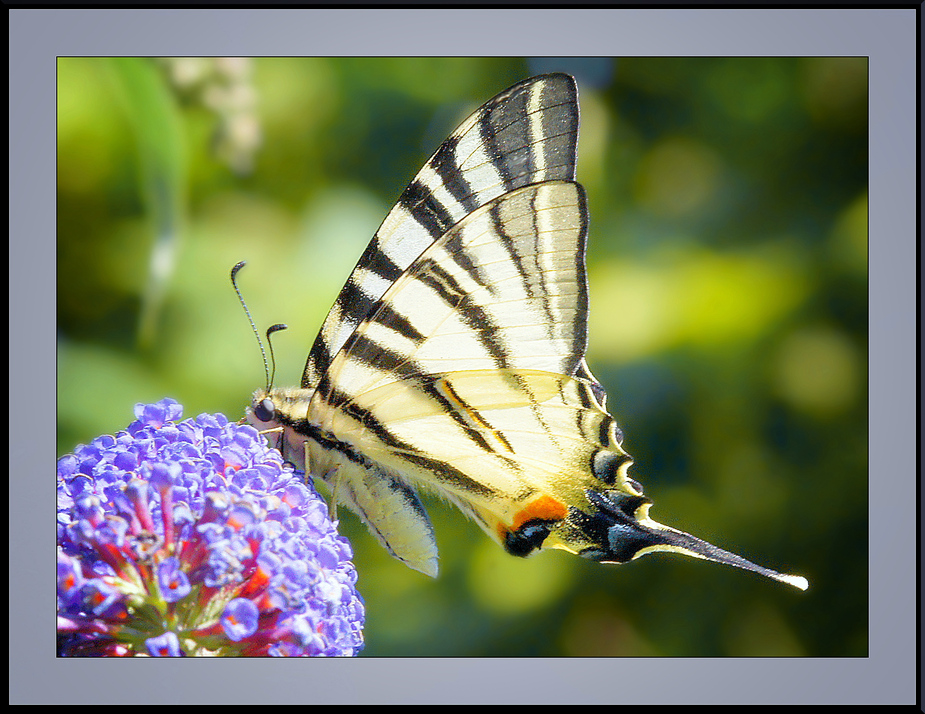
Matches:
[[57, 398, 364, 657]]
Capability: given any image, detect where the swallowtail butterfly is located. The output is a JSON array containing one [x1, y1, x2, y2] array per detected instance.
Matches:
[[247, 73, 807, 590]]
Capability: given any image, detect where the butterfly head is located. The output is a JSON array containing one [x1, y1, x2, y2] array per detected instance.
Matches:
[[251, 394, 277, 424], [246, 389, 282, 449], [246, 387, 316, 472]]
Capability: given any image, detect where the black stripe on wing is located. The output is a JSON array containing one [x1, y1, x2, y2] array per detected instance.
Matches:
[[325, 387, 498, 500], [399, 179, 459, 241], [326, 330, 523, 472], [416, 259, 512, 371], [427, 134, 479, 216]]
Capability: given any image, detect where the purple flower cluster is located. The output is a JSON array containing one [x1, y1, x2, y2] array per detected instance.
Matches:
[[57, 398, 364, 656]]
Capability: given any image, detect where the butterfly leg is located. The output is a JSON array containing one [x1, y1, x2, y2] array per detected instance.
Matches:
[[324, 467, 341, 523], [300, 439, 341, 522], [254, 425, 284, 447]]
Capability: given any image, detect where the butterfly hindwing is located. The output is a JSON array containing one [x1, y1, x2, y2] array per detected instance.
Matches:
[[313, 367, 635, 559]]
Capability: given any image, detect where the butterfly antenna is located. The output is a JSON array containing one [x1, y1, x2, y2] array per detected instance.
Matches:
[[265, 323, 288, 391], [230, 261, 272, 391]]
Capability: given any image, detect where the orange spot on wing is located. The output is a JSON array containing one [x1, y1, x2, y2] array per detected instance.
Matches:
[[496, 495, 568, 540]]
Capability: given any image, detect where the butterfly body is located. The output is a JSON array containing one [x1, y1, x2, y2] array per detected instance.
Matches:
[[248, 74, 807, 590]]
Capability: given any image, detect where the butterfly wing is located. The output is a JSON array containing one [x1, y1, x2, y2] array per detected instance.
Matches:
[[303, 73, 580, 390]]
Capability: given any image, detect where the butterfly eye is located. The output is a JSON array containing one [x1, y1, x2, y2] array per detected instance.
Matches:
[[254, 398, 276, 423]]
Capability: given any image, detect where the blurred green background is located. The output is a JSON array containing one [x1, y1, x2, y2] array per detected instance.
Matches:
[[57, 57, 867, 657]]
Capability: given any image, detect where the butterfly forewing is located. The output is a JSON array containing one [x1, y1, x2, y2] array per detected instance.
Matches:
[[303, 73, 580, 390]]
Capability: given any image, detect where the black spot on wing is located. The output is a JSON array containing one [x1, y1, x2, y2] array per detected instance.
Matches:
[[591, 449, 634, 487], [573, 490, 656, 563], [504, 520, 553, 557]]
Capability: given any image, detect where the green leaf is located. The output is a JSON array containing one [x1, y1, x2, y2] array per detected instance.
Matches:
[[107, 57, 187, 348]]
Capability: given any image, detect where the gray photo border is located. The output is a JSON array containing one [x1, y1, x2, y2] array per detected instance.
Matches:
[[18, 7, 915, 705]]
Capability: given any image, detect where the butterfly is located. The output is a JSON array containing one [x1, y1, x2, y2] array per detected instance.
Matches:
[[247, 73, 807, 590]]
